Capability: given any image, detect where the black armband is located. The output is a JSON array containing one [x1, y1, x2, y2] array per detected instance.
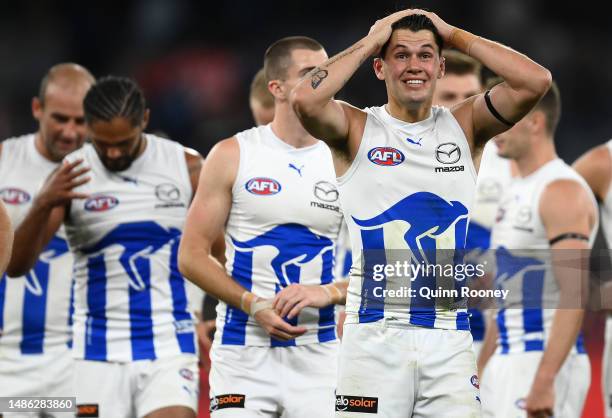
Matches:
[[484, 90, 514, 127], [549, 232, 589, 246]]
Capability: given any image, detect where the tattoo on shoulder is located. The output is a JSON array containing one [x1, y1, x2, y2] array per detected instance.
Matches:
[[311, 69, 329, 89]]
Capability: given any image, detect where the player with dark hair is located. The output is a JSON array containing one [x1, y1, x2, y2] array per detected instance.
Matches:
[[10, 76, 204, 418], [479, 81, 595, 417], [291, 9, 552, 417], [179, 36, 346, 417]]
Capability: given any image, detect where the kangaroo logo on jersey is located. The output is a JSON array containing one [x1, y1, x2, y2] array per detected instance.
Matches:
[[0, 187, 31, 205], [353, 192, 468, 262], [24, 236, 70, 296], [231, 224, 333, 288], [368, 147, 405, 166], [82, 221, 181, 291], [495, 247, 545, 287], [84, 195, 119, 212], [245, 177, 281, 196]]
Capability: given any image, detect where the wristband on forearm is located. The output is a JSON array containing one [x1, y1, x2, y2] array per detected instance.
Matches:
[[240, 291, 273, 316], [321, 283, 344, 305], [448, 28, 480, 56]]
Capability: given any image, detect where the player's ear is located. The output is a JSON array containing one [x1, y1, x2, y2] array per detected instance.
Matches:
[[268, 79, 284, 101], [373, 58, 385, 81], [438, 55, 445, 79], [142, 109, 150, 130], [32, 96, 43, 121]]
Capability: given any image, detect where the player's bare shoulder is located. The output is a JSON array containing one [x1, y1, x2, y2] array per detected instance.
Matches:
[[573, 143, 612, 201]]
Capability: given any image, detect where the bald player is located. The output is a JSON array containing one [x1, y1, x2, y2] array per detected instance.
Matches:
[[249, 68, 275, 126], [0, 63, 94, 417]]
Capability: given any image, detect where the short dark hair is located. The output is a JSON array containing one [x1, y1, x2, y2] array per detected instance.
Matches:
[[535, 80, 561, 136], [250, 68, 274, 108], [443, 50, 482, 80], [380, 14, 444, 59], [264, 36, 323, 81], [83, 76, 146, 126]]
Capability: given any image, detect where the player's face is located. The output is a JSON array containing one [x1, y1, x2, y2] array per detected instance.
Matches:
[[33, 82, 89, 162], [494, 115, 532, 159], [432, 73, 482, 108], [377, 29, 443, 107], [88, 116, 146, 172]]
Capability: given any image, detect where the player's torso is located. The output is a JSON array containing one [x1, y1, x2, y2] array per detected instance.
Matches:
[[491, 159, 595, 354], [600, 140, 612, 246], [218, 125, 343, 347], [0, 134, 73, 358], [65, 135, 196, 361], [339, 105, 477, 329]]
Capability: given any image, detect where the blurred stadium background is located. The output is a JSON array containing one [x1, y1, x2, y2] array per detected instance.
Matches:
[[0, 1, 609, 416]]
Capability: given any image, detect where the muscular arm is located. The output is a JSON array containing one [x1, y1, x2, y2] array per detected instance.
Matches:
[[178, 138, 307, 341], [291, 10, 414, 157], [572, 144, 611, 202], [0, 200, 12, 275], [524, 180, 595, 414], [438, 18, 552, 149]]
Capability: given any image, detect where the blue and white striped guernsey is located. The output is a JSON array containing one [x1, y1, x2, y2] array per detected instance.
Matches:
[[338, 106, 477, 330], [64, 135, 196, 362], [0, 134, 74, 359], [217, 125, 343, 347], [491, 158, 597, 354]]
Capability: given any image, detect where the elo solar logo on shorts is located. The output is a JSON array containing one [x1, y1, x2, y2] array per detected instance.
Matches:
[[368, 147, 405, 166], [0, 187, 31, 205], [84, 195, 119, 212], [245, 177, 281, 195], [210, 394, 246, 412], [335, 395, 378, 413]]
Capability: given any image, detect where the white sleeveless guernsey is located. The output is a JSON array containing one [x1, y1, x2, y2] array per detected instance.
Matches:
[[338, 105, 477, 330], [64, 134, 196, 362], [217, 124, 343, 346], [491, 158, 597, 354], [0, 134, 74, 359]]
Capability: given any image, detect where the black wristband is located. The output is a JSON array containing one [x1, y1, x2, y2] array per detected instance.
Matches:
[[484, 90, 514, 127], [549, 232, 589, 246]]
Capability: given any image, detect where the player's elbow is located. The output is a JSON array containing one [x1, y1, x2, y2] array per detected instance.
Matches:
[[529, 68, 553, 100], [6, 257, 29, 278], [177, 240, 196, 280]]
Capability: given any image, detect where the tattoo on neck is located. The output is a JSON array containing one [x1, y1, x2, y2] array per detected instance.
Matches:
[[311, 69, 329, 89]]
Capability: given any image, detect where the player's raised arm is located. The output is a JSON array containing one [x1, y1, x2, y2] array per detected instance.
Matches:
[[418, 8, 553, 147], [178, 138, 307, 342], [7, 160, 89, 277], [291, 10, 414, 147]]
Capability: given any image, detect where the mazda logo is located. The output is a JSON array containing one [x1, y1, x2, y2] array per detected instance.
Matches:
[[313, 181, 339, 202], [435, 142, 461, 164], [155, 183, 181, 202]]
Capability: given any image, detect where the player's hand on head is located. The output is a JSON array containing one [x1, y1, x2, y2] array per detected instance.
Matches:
[[273, 284, 332, 319], [36, 159, 90, 208], [406, 9, 455, 41], [368, 9, 413, 54], [253, 305, 307, 341]]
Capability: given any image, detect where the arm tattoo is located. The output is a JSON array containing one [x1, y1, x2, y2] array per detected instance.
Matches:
[[311, 69, 328, 89], [309, 44, 366, 90]]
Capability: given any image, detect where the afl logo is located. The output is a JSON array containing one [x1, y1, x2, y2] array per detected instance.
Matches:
[[84, 195, 119, 212], [368, 147, 405, 166], [245, 177, 281, 196], [0, 187, 31, 205]]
